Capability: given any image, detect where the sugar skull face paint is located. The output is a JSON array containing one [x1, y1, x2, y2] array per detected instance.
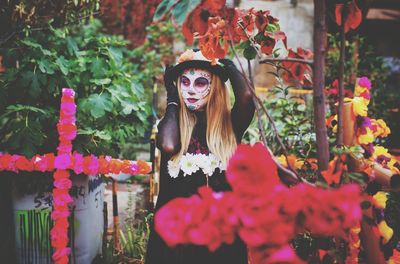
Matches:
[[180, 68, 212, 111]]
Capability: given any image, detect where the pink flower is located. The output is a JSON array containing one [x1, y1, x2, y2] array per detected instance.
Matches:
[[54, 170, 69, 180], [266, 245, 304, 264], [54, 154, 72, 170], [358, 76, 371, 89], [62, 88, 75, 97], [57, 123, 77, 141], [83, 155, 99, 175], [53, 193, 73, 207], [130, 162, 139, 174], [72, 152, 84, 174], [60, 102, 76, 116], [227, 143, 279, 196], [54, 178, 72, 190], [51, 209, 70, 220], [57, 142, 72, 154], [52, 247, 71, 262]]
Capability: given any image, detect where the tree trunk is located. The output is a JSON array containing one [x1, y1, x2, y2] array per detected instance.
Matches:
[[313, 0, 330, 171]]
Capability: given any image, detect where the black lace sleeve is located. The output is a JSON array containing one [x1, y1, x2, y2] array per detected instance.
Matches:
[[228, 66, 256, 141], [156, 104, 181, 156]]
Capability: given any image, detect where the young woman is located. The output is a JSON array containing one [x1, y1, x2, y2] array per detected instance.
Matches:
[[145, 49, 255, 264]]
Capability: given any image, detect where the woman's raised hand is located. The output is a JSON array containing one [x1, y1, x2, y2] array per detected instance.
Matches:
[[164, 65, 179, 105]]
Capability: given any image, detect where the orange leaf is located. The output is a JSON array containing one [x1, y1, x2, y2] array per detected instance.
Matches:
[[335, 0, 362, 33], [321, 156, 345, 185]]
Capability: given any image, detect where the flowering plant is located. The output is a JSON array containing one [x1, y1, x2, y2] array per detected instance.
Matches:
[[156, 143, 361, 263]]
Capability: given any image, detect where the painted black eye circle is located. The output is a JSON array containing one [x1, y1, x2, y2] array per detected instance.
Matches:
[[194, 77, 209, 87]]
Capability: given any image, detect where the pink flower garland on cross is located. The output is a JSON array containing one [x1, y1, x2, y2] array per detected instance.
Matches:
[[0, 88, 151, 264], [155, 143, 362, 263]]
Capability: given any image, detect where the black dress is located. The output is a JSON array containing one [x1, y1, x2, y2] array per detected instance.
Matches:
[[145, 111, 249, 264]]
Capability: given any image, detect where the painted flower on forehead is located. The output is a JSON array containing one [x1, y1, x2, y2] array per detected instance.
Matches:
[[178, 49, 196, 63]]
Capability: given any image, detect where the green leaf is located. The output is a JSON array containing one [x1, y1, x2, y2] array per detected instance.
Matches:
[[243, 46, 257, 60], [153, 0, 175, 21], [171, 0, 201, 25], [91, 58, 106, 78], [56, 56, 69, 75], [91, 78, 112, 85], [66, 37, 79, 56], [107, 47, 123, 65], [87, 93, 113, 118], [37, 59, 55, 74], [29, 73, 41, 98]]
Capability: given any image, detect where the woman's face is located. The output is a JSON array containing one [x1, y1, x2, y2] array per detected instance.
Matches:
[[180, 68, 212, 111]]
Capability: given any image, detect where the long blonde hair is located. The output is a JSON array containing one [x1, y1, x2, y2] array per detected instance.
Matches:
[[171, 73, 237, 167]]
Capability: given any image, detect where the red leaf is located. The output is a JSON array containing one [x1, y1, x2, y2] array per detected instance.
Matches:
[[335, 0, 362, 33]]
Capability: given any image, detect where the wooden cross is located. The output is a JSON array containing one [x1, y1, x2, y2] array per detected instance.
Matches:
[[0, 88, 151, 264]]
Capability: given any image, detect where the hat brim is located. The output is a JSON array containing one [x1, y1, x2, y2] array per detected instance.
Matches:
[[168, 60, 229, 83]]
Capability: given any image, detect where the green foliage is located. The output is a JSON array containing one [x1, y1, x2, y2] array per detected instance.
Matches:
[[154, 0, 201, 25], [0, 19, 150, 159], [243, 86, 316, 159]]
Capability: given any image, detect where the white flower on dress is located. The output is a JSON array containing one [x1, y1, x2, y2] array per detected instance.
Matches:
[[180, 153, 199, 176], [167, 152, 225, 178], [167, 160, 180, 178], [202, 153, 219, 176], [194, 153, 209, 168]]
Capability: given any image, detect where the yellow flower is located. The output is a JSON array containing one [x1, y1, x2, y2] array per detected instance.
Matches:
[[373, 192, 387, 208], [357, 127, 374, 144], [378, 220, 393, 244], [352, 97, 368, 116], [376, 119, 391, 137], [276, 155, 303, 169], [354, 84, 368, 97], [277, 155, 287, 167], [387, 158, 400, 174], [374, 146, 391, 158]]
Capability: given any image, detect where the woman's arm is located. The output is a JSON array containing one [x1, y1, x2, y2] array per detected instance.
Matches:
[[156, 104, 180, 155], [156, 65, 181, 155], [221, 59, 255, 140]]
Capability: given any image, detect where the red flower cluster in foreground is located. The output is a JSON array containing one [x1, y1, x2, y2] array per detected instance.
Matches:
[[155, 143, 361, 263]]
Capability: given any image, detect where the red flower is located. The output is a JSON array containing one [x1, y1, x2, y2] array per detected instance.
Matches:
[[255, 10, 271, 31], [137, 160, 151, 174], [335, 0, 362, 33], [55, 154, 72, 170], [281, 48, 313, 85], [15, 156, 34, 171], [199, 16, 229, 62], [202, 0, 226, 13], [226, 143, 279, 195], [182, 6, 211, 45], [57, 123, 77, 141], [155, 195, 204, 247], [0, 153, 13, 170]]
